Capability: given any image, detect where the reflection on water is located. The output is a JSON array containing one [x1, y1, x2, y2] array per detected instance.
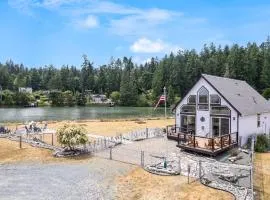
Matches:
[[0, 107, 172, 122]]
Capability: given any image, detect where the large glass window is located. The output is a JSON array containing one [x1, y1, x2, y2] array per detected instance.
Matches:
[[181, 115, 196, 134], [211, 106, 230, 116], [212, 117, 230, 137], [210, 95, 221, 104], [181, 105, 196, 114], [188, 95, 196, 104], [198, 86, 209, 104], [198, 86, 209, 110]]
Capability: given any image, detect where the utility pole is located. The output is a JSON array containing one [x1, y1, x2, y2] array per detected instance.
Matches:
[[163, 86, 167, 118]]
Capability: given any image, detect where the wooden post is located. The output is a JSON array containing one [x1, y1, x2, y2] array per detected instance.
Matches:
[[51, 133, 54, 145], [193, 135, 196, 147], [146, 128, 148, 139], [212, 138, 214, 152], [110, 147, 112, 160], [178, 133, 180, 145], [221, 136, 223, 149], [229, 134, 231, 145], [19, 135, 22, 149], [178, 156, 181, 174]]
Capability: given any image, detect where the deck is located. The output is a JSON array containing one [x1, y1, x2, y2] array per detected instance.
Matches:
[[167, 125, 238, 156]]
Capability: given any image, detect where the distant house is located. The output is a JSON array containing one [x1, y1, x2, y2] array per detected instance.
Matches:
[[91, 94, 112, 104], [19, 87, 32, 93], [168, 74, 270, 156]]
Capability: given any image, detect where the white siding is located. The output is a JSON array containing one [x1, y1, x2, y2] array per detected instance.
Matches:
[[239, 112, 270, 145], [175, 77, 238, 137]]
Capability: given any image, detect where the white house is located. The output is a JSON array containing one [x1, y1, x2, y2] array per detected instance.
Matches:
[[172, 74, 270, 154], [19, 87, 33, 93]]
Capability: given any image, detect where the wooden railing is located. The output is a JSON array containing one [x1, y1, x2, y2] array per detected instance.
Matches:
[[177, 132, 238, 153]]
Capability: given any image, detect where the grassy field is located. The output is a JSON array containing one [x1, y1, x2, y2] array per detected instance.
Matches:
[[116, 168, 233, 200], [254, 153, 270, 200]]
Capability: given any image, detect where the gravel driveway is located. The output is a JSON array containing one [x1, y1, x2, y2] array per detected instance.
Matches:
[[0, 158, 134, 200]]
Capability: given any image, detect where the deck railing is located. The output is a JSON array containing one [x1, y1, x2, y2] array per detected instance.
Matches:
[[177, 132, 238, 154]]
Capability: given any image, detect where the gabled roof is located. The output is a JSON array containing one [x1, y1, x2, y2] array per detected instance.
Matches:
[[202, 74, 270, 116]]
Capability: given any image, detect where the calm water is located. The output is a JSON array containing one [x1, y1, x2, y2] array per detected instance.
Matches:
[[0, 107, 171, 122]]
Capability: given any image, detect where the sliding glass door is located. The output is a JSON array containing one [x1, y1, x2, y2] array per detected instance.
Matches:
[[212, 117, 230, 137], [181, 115, 196, 134]]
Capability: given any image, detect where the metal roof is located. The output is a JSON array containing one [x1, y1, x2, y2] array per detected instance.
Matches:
[[202, 74, 270, 116]]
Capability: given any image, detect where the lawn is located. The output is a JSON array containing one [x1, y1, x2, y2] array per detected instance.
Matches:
[[254, 153, 270, 200], [116, 168, 234, 200]]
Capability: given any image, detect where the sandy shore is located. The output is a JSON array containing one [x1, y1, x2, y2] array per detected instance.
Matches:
[[116, 168, 233, 200], [6, 118, 174, 136]]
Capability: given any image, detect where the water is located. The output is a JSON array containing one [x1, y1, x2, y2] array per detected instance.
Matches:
[[0, 106, 171, 122]]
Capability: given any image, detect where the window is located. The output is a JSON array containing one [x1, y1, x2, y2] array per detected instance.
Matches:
[[198, 86, 209, 110], [188, 95, 196, 104], [181, 115, 196, 134], [212, 117, 230, 137], [210, 95, 221, 104], [257, 114, 261, 127], [181, 105, 196, 114], [211, 106, 231, 116]]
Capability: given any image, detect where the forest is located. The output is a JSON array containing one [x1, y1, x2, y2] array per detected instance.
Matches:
[[1, 37, 270, 107]]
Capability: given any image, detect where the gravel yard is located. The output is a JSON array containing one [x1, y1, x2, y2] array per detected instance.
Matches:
[[0, 158, 134, 200]]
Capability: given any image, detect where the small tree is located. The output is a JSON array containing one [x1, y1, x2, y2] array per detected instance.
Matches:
[[57, 124, 88, 150], [255, 134, 270, 152]]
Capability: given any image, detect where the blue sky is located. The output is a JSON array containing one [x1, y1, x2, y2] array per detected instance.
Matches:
[[1, 0, 270, 67]]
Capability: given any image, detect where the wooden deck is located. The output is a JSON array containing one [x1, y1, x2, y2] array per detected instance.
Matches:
[[166, 125, 238, 156]]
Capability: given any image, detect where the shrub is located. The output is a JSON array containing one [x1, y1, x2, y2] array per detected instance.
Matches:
[[255, 134, 269, 152], [110, 91, 120, 105], [56, 124, 88, 150], [136, 94, 149, 107], [263, 88, 270, 100]]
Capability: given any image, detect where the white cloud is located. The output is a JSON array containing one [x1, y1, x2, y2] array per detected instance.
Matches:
[[74, 15, 99, 29], [130, 38, 181, 54]]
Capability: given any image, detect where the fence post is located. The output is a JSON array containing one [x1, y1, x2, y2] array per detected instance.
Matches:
[[188, 164, 190, 184], [110, 147, 112, 160], [19, 135, 22, 149], [146, 128, 148, 139], [141, 151, 145, 167], [178, 156, 181, 174], [251, 137, 255, 200], [51, 133, 54, 145], [199, 160, 202, 180]]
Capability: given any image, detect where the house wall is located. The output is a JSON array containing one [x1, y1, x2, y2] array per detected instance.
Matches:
[[175, 77, 238, 137], [239, 112, 270, 145]]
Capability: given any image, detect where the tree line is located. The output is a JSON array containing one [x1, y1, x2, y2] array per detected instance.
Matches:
[[1, 37, 270, 107]]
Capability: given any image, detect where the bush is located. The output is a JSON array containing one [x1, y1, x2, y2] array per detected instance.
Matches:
[[110, 91, 120, 105], [263, 88, 270, 100], [136, 94, 149, 107], [255, 134, 269, 152], [56, 124, 88, 150]]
